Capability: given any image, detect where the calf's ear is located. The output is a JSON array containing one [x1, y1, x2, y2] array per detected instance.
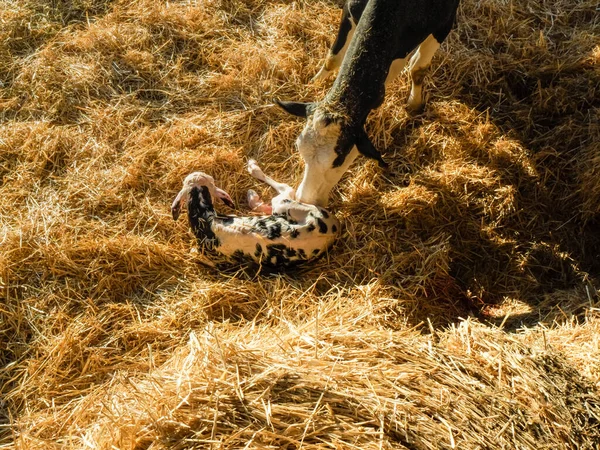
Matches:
[[275, 99, 313, 118], [214, 187, 235, 208], [356, 128, 388, 168]]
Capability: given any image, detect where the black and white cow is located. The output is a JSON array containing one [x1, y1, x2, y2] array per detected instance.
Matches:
[[277, 0, 460, 207], [171, 161, 340, 267]]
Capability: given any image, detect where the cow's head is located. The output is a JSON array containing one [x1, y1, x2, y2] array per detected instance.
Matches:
[[276, 99, 386, 207]]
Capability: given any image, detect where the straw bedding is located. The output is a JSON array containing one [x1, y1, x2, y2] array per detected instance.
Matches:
[[1, 0, 599, 448]]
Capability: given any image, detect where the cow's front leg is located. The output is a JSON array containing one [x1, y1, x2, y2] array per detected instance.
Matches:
[[312, 1, 361, 82]]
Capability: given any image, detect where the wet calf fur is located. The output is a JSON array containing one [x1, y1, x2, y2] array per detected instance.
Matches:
[[172, 164, 340, 268], [277, 0, 460, 207]]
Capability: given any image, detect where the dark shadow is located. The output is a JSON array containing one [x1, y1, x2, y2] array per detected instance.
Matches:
[[354, 0, 600, 330]]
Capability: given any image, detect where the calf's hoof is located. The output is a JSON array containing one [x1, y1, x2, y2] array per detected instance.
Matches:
[[247, 189, 262, 209]]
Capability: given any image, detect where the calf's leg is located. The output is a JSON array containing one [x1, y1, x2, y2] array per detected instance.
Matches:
[[247, 189, 273, 214], [247, 159, 295, 198]]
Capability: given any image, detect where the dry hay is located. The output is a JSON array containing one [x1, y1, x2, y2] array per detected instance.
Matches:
[[1, 0, 600, 448]]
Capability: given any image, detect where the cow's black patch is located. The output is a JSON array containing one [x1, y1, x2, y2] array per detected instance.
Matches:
[[254, 218, 270, 236], [282, 199, 292, 204], [317, 218, 328, 234], [265, 244, 290, 266], [217, 215, 235, 225], [231, 249, 246, 262], [319, 0, 460, 170], [298, 249, 307, 260], [331, 127, 356, 169], [319, 208, 329, 219], [286, 210, 299, 224], [188, 186, 219, 249], [290, 228, 300, 239], [286, 247, 297, 258], [332, 152, 348, 169], [307, 223, 316, 233], [254, 243, 263, 258], [267, 223, 282, 240]]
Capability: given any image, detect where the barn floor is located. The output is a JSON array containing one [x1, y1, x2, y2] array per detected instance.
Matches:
[[1, 0, 600, 448]]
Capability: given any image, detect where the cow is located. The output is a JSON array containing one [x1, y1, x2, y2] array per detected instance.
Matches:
[[171, 160, 340, 267], [276, 0, 460, 207]]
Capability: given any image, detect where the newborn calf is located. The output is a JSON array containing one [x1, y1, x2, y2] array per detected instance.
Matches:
[[171, 160, 340, 267]]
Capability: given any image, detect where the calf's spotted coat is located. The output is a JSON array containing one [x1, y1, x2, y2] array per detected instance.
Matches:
[[171, 161, 340, 267]]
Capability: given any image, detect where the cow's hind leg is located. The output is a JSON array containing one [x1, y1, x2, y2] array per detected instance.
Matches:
[[406, 34, 441, 113], [406, 13, 456, 113], [385, 58, 408, 87]]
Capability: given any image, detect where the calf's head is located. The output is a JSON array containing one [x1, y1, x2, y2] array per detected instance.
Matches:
[[276, 99, 386, 207], [171, 171, 234, 221]]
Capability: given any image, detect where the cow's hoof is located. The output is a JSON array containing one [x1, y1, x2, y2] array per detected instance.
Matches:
[[406, 102, 426, 116]]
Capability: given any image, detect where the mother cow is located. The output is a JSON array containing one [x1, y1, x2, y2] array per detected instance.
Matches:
[[277, 0, 460, 206]]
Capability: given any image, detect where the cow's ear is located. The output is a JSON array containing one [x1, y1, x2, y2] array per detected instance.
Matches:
[[275, 99, 313, 118], [356, 128, 388, 168]]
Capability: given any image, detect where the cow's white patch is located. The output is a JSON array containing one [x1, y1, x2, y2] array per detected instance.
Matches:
[[293, 110, 358, 207], [407, 34, 441, 111], [385, 57, 407, 86]]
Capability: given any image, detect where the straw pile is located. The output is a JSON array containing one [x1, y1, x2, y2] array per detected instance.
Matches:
[[1, 0, 599, 448]]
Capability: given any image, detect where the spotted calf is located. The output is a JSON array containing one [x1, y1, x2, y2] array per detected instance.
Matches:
[[277, 0, 460, 207], [171, 161, 340, 267]]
